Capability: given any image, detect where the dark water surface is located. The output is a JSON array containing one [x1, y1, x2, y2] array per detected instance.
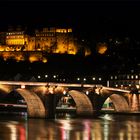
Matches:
[[0, 113, 140, 140]]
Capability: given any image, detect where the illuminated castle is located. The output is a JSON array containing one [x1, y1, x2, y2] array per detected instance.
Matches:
[[0, 26, 91, 62]]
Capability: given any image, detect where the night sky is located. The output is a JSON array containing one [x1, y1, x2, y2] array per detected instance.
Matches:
[[0, 0, 140, 38]]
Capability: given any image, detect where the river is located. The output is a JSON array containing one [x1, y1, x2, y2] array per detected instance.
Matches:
[[0, 112, 140, 140]]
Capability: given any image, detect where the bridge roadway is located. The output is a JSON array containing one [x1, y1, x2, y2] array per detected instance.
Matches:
[[0, 81, 139, 118]]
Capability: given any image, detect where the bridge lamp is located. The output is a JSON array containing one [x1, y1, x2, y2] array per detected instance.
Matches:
[[21, 85, 25, 89], [95, 88, 100, 95], [136, 85, 140, 89], [86, 91, 89, 95], [83, 78, 86, 81], [63, 90, 66, 95]]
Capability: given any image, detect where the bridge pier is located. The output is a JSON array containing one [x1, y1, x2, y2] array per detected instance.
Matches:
[[130, 94, 140, 112], [44, 94, 57, 118]]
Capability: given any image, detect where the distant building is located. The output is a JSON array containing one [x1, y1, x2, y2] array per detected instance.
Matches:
[[108, 72, 140, 92], [35, 27, 77, 54], [0, 26, 90, 62], [35, 27, 55, 52]]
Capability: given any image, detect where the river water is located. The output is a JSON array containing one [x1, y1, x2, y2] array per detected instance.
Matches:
[[0, 112, 140, 140]]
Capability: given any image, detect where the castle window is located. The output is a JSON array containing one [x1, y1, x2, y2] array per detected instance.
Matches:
[[110, 76, 113, 79]]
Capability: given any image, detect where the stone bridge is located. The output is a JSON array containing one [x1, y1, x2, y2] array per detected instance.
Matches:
[[0, 81, 138, 118]]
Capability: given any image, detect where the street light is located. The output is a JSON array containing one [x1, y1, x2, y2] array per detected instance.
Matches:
[[99, 78, 102, 81], [77, 78, 80, 81], [92, 77, 96, 80], [37, 75, 41, 79], [83, 78, 86, 81]]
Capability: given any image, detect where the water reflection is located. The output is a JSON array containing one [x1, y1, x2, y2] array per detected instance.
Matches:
[[0, 118, 27, 140], [1, 113, 140, 140]]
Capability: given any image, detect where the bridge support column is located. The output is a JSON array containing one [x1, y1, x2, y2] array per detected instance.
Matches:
[[131, 94, 140, 111], [44, 94, 56, 118]]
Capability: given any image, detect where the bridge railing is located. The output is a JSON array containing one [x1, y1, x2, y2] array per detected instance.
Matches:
[[0, 81, 102, 88]]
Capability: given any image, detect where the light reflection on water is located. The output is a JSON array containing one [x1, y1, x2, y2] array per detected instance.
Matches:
[[0, 113, 140, 140]]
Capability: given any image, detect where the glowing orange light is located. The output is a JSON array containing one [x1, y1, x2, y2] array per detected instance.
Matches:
[[85, 48, 91, 56], [42, 58, 47, 63], [29, 56, 39, 63], [15, 55, 25, 62], [96, 43, 108, 54]]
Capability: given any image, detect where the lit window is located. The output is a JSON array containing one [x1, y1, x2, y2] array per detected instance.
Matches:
[[45, 75, 48, 78], [110, 76, 113, 79], [131, 75, 134, 79], [127, 75, 130, 79], [53, 75, 56, 78], [68, 29, 72, 32], [115, 76, 117, 79]]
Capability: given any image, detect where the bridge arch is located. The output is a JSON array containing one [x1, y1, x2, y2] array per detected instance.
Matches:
[[100, 87, 130, 112], [68, 90, 93, 116], [107, 94, 130, 112], [14, 88, 46, 118]]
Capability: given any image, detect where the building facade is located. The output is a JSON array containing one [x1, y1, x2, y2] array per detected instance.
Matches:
[[35, 27, 77, 54], [108, 73, 140, 92], [0, 26, 86, 62], [0, 27, 78, 53]]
